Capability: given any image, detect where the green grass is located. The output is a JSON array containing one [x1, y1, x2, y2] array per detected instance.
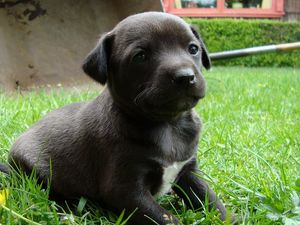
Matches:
[[0, 67, 299, 224]]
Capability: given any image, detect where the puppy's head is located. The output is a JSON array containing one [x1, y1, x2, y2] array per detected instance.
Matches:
[[82, 12, 211, 121]]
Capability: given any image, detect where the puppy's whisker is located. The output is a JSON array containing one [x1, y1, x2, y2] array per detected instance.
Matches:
[[137, 81, 152, 90], [136, 86, 165, 106]]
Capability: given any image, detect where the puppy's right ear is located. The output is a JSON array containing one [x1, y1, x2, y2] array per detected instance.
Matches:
[[82, 33, 113, 85]]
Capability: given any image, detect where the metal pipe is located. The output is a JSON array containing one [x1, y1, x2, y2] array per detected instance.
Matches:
[[209, 42, 300, 60]]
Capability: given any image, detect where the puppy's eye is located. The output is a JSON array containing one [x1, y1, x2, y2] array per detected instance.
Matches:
[[133, 50, 147, 63], [188, 44, 199, 55]]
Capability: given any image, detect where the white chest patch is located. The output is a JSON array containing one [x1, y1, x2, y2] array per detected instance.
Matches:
[[155, 158, 191, 198]]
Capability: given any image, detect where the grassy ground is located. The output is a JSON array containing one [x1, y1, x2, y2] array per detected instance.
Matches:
[[0, 67, 299, 224]]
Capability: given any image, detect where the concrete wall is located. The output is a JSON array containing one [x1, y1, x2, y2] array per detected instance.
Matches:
[[0, 0, 162, 90]]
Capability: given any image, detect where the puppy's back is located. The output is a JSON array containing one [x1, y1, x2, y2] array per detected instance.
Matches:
[[9, 101, 89, 179]]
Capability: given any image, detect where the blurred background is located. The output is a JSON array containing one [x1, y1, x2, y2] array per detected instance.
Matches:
[[0, 0, 299, 90]]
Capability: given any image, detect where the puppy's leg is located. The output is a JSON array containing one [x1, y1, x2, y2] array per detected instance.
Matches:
[[108, 190, 180, 225], [173, 158, 227, 221]]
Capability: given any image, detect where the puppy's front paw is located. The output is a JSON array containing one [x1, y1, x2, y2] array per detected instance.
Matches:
[[163, 213, 180, 225]]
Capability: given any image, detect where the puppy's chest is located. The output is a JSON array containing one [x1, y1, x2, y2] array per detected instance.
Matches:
[[154, 157, 191, 198], [150, 125, 198, 197]]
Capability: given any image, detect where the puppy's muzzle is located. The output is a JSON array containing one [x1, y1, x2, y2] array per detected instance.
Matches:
[[173, 68, 196, 85]]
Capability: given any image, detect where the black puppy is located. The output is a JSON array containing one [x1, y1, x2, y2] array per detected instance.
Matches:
[[4, 12, 229, 224]]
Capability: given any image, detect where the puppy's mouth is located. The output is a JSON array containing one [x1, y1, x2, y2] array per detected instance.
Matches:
[[138, 95, 201, 119], [163, 95, 200, 109], [133, 83, 204, 120]]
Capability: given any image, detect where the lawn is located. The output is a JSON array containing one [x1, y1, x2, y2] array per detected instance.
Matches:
[[0, 67, 299, 224]]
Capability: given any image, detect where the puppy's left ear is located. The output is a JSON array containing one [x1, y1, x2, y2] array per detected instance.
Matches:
[[82, 32, 114, 85], [190, 26, 211, 70]]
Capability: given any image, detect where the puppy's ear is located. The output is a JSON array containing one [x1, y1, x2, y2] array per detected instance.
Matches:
[[190, 26, 211, 70], [82, 33, 113, 85]]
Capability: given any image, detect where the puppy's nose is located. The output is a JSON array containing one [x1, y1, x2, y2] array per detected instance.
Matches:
[[173, 68, 196, 85]]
